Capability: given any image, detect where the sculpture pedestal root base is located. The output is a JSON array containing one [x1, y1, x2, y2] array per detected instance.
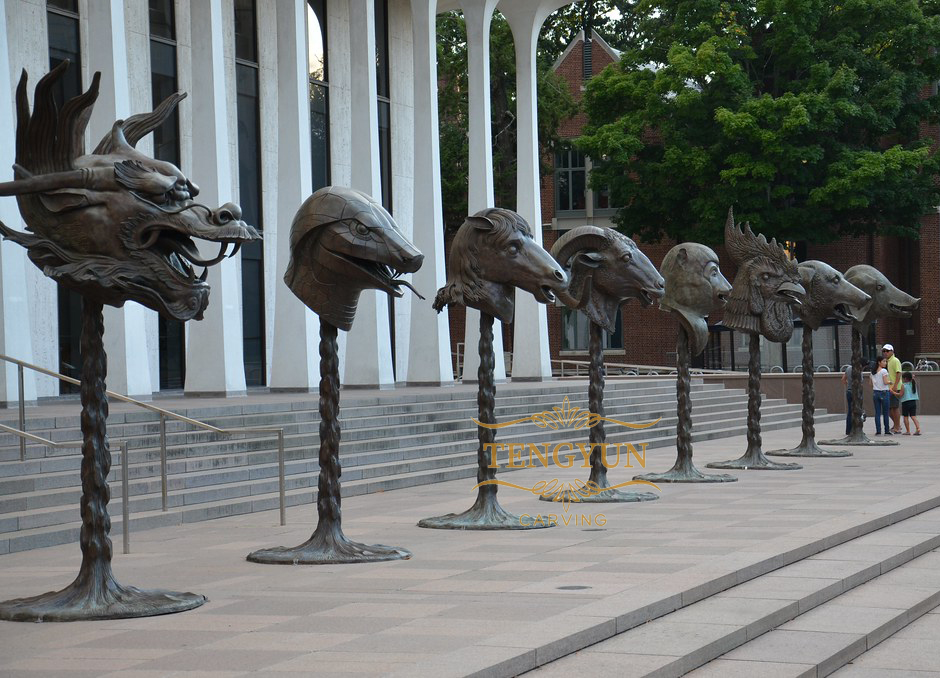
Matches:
[[0, 582, 205, 622], [418, 495, 551, 530], [767, 439, 853, 458], [634, 466, 737, 484], [819, 434, 898, 447], [537, 488, 660, 503], [706, 451, 802, 471], [247, 529, 410, 565]]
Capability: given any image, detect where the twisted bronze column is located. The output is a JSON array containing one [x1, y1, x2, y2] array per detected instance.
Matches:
[[248, 322, 411, 563], [769, 327, 852, 457], [0, 300, 206, 621], [419, 313, 551, 529], [543, 321, 660, 501], [820, 328, 897, 447], [707, 333, 802, 471], [636, 325, 736, 483]]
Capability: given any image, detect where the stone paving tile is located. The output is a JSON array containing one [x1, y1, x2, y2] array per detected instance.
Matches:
[[721, 628, 866, 668], [686, 658, 815, 677], [839, 637, 940, 672], [2, 417, 940, 677], [527, 651, 676, 677]]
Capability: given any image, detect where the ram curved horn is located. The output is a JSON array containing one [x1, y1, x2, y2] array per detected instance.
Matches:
[[550, 225, 611, 268]]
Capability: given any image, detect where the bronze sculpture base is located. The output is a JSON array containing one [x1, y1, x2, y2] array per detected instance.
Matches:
[[538, 487, 660, 503], [767, 438, 853, 457], [635, 466, 737, 483], [247, 322, 411, 564], [819, 434, 898, 447], [418, 492, 551, 530], [0, 300, 205, 621], [706, 333, 802, 471]]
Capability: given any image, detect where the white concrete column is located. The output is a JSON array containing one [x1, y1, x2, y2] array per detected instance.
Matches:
[[0, 5, 37, 403], [459, 0, 507, 382], [343, 0, 395, 387], [500, 0, 572, 380], [269, 0, 320, 390], [405, 0, 453, 385], [86, 0, 155, 397], [184, 0, 248, 395]]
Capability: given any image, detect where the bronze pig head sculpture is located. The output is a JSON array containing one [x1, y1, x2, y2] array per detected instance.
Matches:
[[660, 243, 732, 355], [723, 209, 805, 342], [797, 261, 870, 331], [433, 208, 567, 323], [844, 265, 920, 331], [0, 63, 260, 320], [550, 226, 664, 333], [285, 186, 424, 331]]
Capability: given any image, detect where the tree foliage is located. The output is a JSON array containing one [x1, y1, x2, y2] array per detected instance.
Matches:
[[578, 0, 940, 244]]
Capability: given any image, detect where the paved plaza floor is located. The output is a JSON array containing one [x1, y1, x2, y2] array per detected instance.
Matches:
[[1, 416, 938, 677]]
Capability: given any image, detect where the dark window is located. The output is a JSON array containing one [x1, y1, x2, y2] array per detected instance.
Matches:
[[308, 0, 330, 192], [561, 308, 623, 351], [555, 147, 586, 213], [375, 0, 391, 211], [48, 1, 82, 393], [149, 0, 185, 389], [235, 0, 265, 387]]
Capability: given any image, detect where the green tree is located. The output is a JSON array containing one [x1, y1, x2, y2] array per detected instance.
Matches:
[[436, 10, 580, 231], [578, 0, 940, 244]]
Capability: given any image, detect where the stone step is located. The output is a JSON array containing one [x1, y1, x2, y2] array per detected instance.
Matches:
[[0, 410, 840, 554], [525, 509, 940, 678]]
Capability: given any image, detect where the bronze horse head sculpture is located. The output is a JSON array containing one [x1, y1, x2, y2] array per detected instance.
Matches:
[[432, 208, 567, 323], [797, 261, 870, 331], [844, 265, 920, 331], [723, 209, 805, 341], [0, 62, 260, 321], [550, 225, 664, 333], [660, 243, 731, 356], [284, 185, 424, 331]]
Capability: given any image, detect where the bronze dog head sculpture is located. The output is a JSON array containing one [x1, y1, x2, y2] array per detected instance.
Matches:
[[285, 186, 424, 331], [844, 265, 920, 331], [433, 208, 567, 322], [660, 243, 731, 355], [723, 209, 805, 342], [0, 63, 260, 320], [550, 226, 664, 333], [797, 261, 870, 331]]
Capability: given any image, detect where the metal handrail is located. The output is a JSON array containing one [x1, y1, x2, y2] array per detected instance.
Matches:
[[0, 423, 132, 554], [1, 353, 288, 526], [552, 358, 732, 377]]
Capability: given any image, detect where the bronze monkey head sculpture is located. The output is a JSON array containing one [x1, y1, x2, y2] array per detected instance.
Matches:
[[722, 209, 805, 342], [796, 261, 870, 331], [550, 225, 664, 333], [0, 63, 260, 320], [285, 186, 424, 331], [433, 208, 567, 323], [660, 243, 731, 355], [844, 265, 920, 331]]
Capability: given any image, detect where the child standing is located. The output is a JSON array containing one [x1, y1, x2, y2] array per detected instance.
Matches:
[[898, 371, 922, 436]]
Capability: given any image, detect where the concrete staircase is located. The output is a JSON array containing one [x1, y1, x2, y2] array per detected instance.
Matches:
[[0, 378, 838, 554], [526, 504, 940, 678]]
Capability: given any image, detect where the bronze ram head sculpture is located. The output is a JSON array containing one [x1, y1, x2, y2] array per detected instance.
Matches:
[[844, 265, 920, 330], [797, 261, 870, 331], [660, 243, 731, 356], [0, 62, 260, 320], [550, 226, 664, 333], [284, 185, 424, 331], [432, 207, 567, 322], [723, 209, 805, 341]]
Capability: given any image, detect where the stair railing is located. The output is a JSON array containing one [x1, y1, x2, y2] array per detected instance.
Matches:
[[0, 422, 132, 554], [0, 354, 288, 527]]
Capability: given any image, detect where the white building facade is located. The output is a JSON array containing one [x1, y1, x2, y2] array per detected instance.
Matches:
[[0, 0, 577, 401]]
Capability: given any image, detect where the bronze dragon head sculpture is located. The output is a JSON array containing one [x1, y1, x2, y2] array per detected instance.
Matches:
[[723, 209, 805, 342], [549, 226, 664, 333], [433, 208, 567, 323], [0, 63, 260, 320], [843, 265, 920, 331], [660, 243, 732, 355], [796, 261, 870, 331], [285, 185, 424, 331]]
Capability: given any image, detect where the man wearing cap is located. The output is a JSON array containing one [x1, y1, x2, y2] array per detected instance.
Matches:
[[883, 344, 903, 433]]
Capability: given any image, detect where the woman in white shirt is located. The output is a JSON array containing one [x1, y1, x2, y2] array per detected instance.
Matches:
[[871, 356, 892, 435]]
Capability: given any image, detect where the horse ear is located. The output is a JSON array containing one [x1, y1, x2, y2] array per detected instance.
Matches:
[[466, 215, 496, 231], [675, 247, 688, 264]]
